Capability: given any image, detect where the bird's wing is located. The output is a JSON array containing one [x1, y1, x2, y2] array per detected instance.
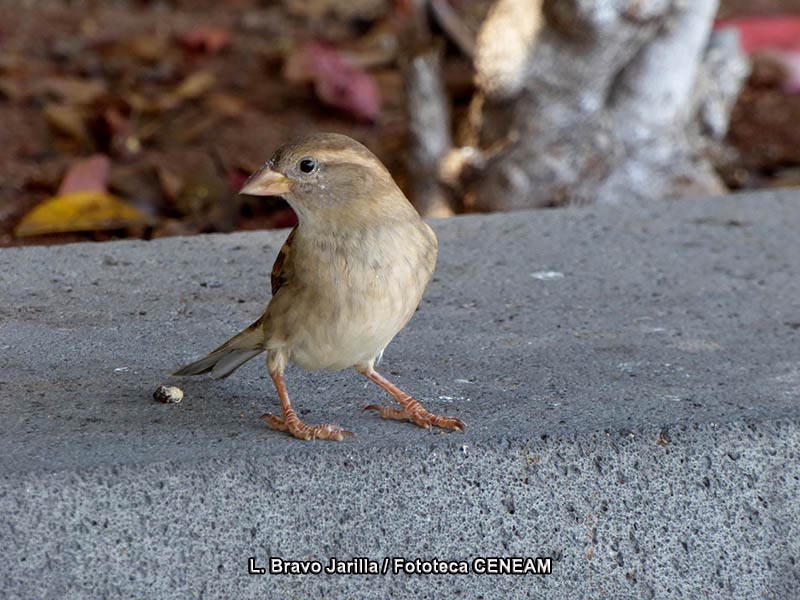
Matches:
[[270, 225, 297, 296]]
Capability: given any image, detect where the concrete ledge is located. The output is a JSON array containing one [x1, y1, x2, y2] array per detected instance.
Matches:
[[2, 190, 799, 598]]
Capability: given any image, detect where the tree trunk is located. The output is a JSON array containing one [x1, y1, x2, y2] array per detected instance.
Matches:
[[462, 0, 747, 211]]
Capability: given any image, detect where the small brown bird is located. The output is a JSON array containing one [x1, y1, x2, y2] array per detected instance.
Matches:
[[173, 133, 464, 440]]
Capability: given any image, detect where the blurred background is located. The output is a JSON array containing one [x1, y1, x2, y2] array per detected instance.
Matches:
[[0, 0, 798, 246]]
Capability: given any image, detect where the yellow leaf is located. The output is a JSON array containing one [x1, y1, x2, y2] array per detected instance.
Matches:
[[175, 70, 217, 99], [159, 71, 217, 111], [14, 191, 150, 237]]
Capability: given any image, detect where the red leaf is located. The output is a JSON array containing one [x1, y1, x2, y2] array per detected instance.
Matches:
[[58, 154, 111, 195], [286, 42, 381, 122], [715, 17, 800, 53], [180, 27, 230, 54]]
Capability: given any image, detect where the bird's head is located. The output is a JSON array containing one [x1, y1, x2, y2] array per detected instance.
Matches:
[[240, 133, 408, 225]]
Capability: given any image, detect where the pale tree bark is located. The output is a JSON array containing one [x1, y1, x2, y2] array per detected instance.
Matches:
[[403, 0, 456, 217], [450, 0, 748, 211], [405, 43, 455, 218]]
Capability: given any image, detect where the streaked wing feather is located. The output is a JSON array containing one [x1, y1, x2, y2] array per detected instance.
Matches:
[[271, 226, 297, 296]]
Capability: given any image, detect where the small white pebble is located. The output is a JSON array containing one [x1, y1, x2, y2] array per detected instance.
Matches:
[[153, 385, 184, 404], [530, 271, 565, 280]]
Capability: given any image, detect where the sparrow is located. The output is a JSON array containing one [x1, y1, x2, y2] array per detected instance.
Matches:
[[173, 133, 464, 440]]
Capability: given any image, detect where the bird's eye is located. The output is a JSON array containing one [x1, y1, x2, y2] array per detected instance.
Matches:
[[298, 158, 317, 174]]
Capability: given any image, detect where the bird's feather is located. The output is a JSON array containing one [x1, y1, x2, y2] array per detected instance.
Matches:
[[271, 226, 297, 296], [172, 317, 266, 379]]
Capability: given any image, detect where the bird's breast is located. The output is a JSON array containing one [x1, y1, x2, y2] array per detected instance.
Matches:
[[268, 221, 437, 371]]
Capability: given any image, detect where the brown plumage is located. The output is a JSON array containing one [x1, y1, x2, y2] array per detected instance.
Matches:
[[173, 133, 464, 440]]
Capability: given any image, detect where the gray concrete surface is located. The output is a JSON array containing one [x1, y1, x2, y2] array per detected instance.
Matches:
[[1, 190, 799, 598]]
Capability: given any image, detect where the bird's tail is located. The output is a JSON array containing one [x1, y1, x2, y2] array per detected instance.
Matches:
[[172, 317, 266, 379]]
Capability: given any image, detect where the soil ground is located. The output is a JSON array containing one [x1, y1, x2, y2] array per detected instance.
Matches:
[[0, 0, 798, 247]]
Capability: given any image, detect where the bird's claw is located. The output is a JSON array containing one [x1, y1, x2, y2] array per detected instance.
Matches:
[[362, 404, 465, 432], [259, 413, 354, 441]]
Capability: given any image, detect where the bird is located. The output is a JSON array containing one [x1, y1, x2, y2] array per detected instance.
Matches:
[[173, 133, 464, 441]]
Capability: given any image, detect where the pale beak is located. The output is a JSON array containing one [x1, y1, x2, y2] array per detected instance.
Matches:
[[239, 166, 291, 196]]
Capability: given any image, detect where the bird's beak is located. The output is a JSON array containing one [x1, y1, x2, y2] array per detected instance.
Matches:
[[239, 166, 291, 197]]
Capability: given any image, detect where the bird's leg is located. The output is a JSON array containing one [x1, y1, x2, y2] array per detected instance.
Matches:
[[261, 369, 353, 441], [357, 365, 465, 432]]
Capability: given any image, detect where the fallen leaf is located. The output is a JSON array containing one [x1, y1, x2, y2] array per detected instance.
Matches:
[[159, 70, 217, 111], [37, 76, 107, 105], [175, 70, 217, 99], [284, 44, 317, 84], [58, 154, 111, 195], [15, 154, 153, 236], [284, 42, 381, 122], [180, 27, 230, 54], [126, 33, 170, 63], [43, 104, 89, 142], [716, 17, 800, 53], [14, 191, 150, 236], [206, 92, 246, 117]]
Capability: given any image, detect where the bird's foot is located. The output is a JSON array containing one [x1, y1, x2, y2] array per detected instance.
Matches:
[[260, 413, 354, 441], [363, 402, 464, 432]]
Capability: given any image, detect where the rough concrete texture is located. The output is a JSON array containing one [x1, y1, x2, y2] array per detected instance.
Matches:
[[1, 190, 799, 598]]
